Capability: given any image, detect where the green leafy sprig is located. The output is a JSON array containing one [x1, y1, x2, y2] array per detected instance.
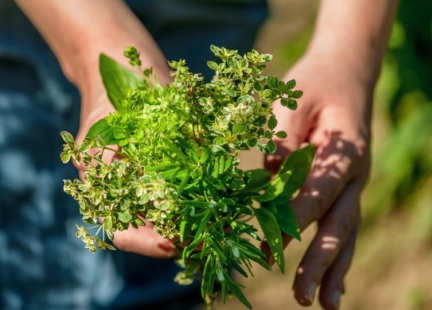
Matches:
[[60, 45, 315, 309]]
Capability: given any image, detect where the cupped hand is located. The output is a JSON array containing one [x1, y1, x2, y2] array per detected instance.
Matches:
[[263, 52, 373, 309], [74, 71, 177, 259]]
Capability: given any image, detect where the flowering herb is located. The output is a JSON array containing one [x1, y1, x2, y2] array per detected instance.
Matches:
[[60, 45, 314, 309]]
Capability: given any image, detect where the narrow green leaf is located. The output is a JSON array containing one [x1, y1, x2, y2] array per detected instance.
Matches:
[[275, 131, 287, 139], [162, 137, 189, 161], [223, 157, 233, 173], [177, 170, 190, 195], [176, 137, 199, 164], [231, 261, 248, 278], [179, 220, 187, 243], [183, 234, 204, 260]]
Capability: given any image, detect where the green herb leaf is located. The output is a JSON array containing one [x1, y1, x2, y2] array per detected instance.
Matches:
[[255, 207, 284, 273], [277, 144, 315, 200], [99, 53, 142, 109], [232, 122, 248, 134], [275, 202, 301, 241], [258, 170, 292, 202], [85, 118, 119, 145]]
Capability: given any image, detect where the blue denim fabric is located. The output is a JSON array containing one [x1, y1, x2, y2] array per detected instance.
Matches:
[[0, 0, 268, 309]]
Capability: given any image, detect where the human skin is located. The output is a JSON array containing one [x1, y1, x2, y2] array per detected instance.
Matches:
[[15, 0, 176, 258], [15, 0, 398, 309], [264, 0, 398, 309]]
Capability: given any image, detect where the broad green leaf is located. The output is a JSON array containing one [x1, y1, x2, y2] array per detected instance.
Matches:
[[267, 116, 277, 130], [267, 75, 279, 89], [291, 90, 303, 99], [103, 216, 113, 230], [179, 220, 187, 243], [207, 61, 218, 71], [255, 207, 284, 273], [275, 131, 287, 139], [182, 234, 204, 261], [243, 169, 272, 192], [85, 118, 119, 145], [199, 148, 212, 164], [232, 122, 248, 134], [162, 137, 188, 161], [60, 131, 74, 144], [275, 202, 301, 241], [258, 170, 292, 202], [118, 211, 132, 223], [278, 144, 315, 199], [267, 140, 277, 154], [285, 79, 296, 90], [99, 53, 142, 109], [60, 151, 71, 164]]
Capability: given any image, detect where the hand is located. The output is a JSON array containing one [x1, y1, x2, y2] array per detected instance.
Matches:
[[263, 52, 372, 310]]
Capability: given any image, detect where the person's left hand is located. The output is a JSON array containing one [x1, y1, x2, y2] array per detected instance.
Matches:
[[263, 50, 373, 309]]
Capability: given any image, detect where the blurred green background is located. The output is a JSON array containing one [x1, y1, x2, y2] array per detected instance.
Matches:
[[205, 0, 432, 309]]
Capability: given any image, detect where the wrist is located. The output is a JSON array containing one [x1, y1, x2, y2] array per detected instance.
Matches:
[[305, 37, 383, 89]]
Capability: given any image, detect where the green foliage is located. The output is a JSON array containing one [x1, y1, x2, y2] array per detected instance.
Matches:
[[363, 1, 432, 224], [60, 45, 314, 309]]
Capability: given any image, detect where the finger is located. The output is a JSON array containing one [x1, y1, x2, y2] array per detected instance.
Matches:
[[292, 180, 361, 306], [291, 129, 363, 232], [319, 214, 360, 310], [112, 220, 177, 258], [262, 132, 365, 266]]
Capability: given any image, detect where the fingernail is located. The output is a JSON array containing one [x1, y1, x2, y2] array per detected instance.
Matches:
[[307, 283, 316, 304], [331, 291, 340, 310]]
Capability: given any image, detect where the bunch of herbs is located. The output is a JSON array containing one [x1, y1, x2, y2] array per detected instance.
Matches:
[[60, 45, 314, 309]]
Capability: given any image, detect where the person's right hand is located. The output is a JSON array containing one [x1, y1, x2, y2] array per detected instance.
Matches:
[[14, 0, 177, 259], [74, 77, 180, 259]]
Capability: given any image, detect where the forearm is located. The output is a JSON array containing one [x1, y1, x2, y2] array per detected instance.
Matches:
[[306, 0, 398, 85], [14, 0, 169, 92]]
